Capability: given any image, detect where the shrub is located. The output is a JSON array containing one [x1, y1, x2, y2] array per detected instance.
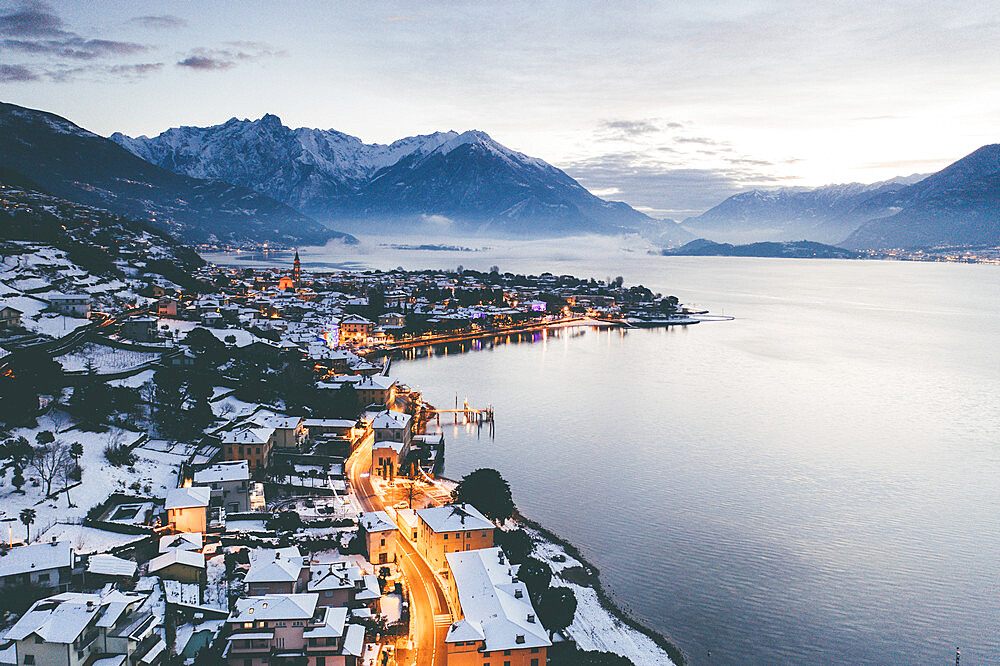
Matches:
[[104, 443, 136, 466]]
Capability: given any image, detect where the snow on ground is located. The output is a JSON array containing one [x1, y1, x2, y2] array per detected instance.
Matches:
[[56, 343, 161, 373], [380, 592, 402, 624], [528, 530, 582, 573], [35, 523, 146, 554], [226, 519, 268, 533], [210, 394, 260, 420], [561, 582, 675, 665], [1, 413, 177, 543], [28, 313, 91, 338], [107, 368, 156, 389]]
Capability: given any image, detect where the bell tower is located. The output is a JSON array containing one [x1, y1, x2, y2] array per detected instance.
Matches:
[[293, 250, 301, 287]]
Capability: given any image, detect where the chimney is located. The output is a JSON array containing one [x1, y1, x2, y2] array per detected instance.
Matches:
[[514, 589, 523, 599], [51, 536, 57, 546], [86, 600, 95, 611], [516, 634, 525, 644], [527, 614, 535, 623]]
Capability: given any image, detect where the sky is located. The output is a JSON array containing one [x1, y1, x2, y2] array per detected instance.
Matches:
[[1, 0, 999, 219]]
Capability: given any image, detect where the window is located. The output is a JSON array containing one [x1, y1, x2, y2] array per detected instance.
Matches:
[[37, 572, 49, 582], [530, 648, 539, 653], [531, 660, 539, 666], [504, 651, 511, 656], [466, 532, 471, 538], [24, 657, 35, 665], [34, 637, 43, 644], [443, 533, 449, 540], [504, 662, 511, 666]]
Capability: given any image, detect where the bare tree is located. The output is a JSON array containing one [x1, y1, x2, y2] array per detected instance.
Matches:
[[30, 443, 71, 498]]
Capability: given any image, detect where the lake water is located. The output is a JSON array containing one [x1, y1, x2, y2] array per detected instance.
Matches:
[[209, 237, 1000, 664]]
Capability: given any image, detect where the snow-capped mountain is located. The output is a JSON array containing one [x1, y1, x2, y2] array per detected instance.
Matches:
[[0, 103, 354, 246], [681, 176, 926, 245], [111, 115, 683, 239]]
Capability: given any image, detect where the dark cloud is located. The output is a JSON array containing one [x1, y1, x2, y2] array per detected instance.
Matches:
[[0, 0, 65, 37], [3, 36, 147, 59], [177, 43, 285, 71], [177, 54, 235, 70], [128, 14, 187, 30], [0, 62, 38, 80]]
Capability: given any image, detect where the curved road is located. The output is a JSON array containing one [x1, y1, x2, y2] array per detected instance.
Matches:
[[346, 437, 451, 666]]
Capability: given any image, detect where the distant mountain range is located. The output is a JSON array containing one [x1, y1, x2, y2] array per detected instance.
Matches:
[[0, 102, 352, 246], [665, 238, 859, 259], [111, 115, 691, 241], [682, 145, 1000, 249]]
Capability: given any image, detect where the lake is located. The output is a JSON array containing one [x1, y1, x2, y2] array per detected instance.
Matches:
[[209, 236, 1000, 664]]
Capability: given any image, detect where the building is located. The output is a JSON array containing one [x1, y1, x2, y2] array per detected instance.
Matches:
[[147, 549, 206, 584], [0, 304, 22, 330], [355, 375, 397, 408], [307, 561, 380, 608], [415, 504, 495, 574], [193, 460, 252, 513], [220, 425, 275, 472], [338, 315, 373, 345], [223, 593, 365, 665], [444, 548, 550, 666], [257, 414, 304, 449], [6, 589, 164, 666], [0, 540, 75, 592], [377, 312, 406, 329], [165, 486, 211, 534], [244, 547, 308, 596], [120, 317, 158, 342], [358, 511, 398, 565], [157, 297, 178, 317], [371, 410, 414, 478], [46, 293, 90, 318], [158, 532, 203, 554], [85, 554, 137, 587], [371, 409, 412, 445]]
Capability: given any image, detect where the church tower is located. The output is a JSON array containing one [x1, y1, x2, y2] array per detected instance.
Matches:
[[293, 250, 301, 287]]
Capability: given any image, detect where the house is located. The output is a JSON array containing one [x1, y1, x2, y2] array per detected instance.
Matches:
[[377, 312, 406, 329], [157, 297, 178, 317], [45, 293, 90, 317], [338, 314, 373, 345], [0, 304, 22, 330], [193, 460, 252, 513], [371, 410, 413, 479], [223, 593, 365, 665], [244, 547, 308, 596], [307, 560, 380, 609], [0, 540, 75, 592], [220, 425, 275, 472], [165, 486, 211, 534], [355, 375, 397, 408], [415, 504, 495, 574], [158, 532, 202, 553], [371, 409, 412, 445], [148, 549, 206, 584], [120, 317, 158, 342], [85, 554, 137, 587], [371, 438, 409, 481], [444, 548, 550, 666], [358, 511, 398, 565], [6, 589, 164, 666], [256, 413, 304, 449]]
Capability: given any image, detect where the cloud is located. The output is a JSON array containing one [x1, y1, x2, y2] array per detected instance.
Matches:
[[0, 62, 37, 81], [595, 118, 686, 142], [108, 62, 164, 77], [128, 14, 187, 30], [177, 54, 234, 70], [177, 43, 285, 71], [2, 36, 147, 59], [0, 0, 65, 37]]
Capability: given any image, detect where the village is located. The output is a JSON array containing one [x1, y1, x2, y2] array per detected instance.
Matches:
[[0, 241, 684, 666]]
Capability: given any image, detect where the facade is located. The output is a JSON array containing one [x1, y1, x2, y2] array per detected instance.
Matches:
[[358, 511, 398, 565], [46, 293, 90, 318], [355, 375, 397, 408], [307, 561, 380, 608], [221, 425, 275, 472], [0, 304, 22, 330], [338, 315, 373, 345], [444, 548, 550, 666], [6, 589, 164, 666], [165, 486, 211, 534], [120, 317, 158, 342], [157, 297, 178, 317], [258, 414, 304, 449], [0, 540, 75, 592], [147, 549, 206, 584], [223, 593, 365, 665], [415, 504, 495, 574], [193, 460, 252, 513]]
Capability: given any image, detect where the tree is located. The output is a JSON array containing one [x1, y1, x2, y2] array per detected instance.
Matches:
[[1, 436, 34, 493], [451, 468, 515, 523], [267, 510, 303, 532], [19, 507, 36, 543], [30, 443, 70, 497], [538, 586, 577, 638], [495, 528, 533, 563], [69, 442, 83, 467], [517, 557, 552, 602], [35, 431, 55, 446]]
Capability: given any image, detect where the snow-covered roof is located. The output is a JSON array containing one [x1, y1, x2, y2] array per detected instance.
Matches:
[[417, 504, 494, 534], [357, 375, 396, 391], [302, 418, 356, 429], [158, 532, 203, 553], [193, 460, 250, 484], [302, 606, 348, 639], [148, 549, 205, 573], [246, 547, 304, 584], [220, 425, 275, 445], [228, 593, 318, 623], [165, 486, 211, 510], [87, 554, 137, 577], [0, 541, 73, 577], [371, 409, 411, 430], [359, 511, 396, 533], [341, 622, 365, 656], [307, 561, 362, 592], [445, 547, 550, 651], [5, 589, 145, 645]]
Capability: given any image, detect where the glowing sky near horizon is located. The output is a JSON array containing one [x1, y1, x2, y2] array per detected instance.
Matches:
[[2, 0, 999, 218]]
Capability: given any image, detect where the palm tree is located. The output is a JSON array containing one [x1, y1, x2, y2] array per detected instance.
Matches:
[[19, 508, 36, 543]]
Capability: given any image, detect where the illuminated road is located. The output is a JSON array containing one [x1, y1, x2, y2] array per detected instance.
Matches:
[[346, 436, 451, 666]]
